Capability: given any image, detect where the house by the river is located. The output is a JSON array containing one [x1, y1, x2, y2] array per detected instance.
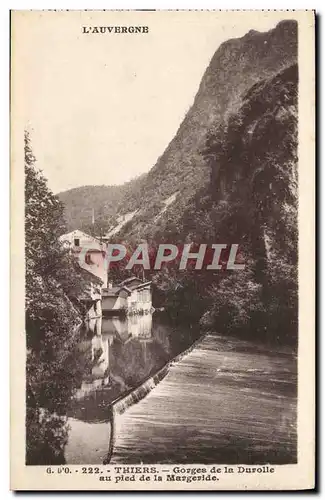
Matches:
[[59, 229, 108, 319], [59, 230, 152, 318], [59, 230, 107, 285], [102, 276, 152, 315]]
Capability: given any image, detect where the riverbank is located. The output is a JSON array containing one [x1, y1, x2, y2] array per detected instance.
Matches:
[[110, 333, 297, 464]]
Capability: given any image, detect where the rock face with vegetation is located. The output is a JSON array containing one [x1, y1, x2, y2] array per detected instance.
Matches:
[[58, 20, 298, 343], [198, 62, 298, 343], [59, 21, 297, 239]]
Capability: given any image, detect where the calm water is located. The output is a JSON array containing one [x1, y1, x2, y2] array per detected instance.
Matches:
[[63, 314, 296, 465], [64, 313, 200, 463]]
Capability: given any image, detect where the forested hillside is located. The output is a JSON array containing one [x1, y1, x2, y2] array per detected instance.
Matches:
[[198, 62, 298, 342], [58, 20, 298, 343], [59, 20, 297, 245], [58, 175, 145, 235]]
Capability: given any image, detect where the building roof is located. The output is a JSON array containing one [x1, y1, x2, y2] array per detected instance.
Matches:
[[59, 230, 106, 252], [119, 277, 151, 291], [102, 277, 151, 297], [102, 286, 122, 297], [60, 229, 100, 241], [120, 277, 142, 285]]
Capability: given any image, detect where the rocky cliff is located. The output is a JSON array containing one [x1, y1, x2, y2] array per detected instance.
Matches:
[[58, 20, 299, 342], [59, 20, 298, 245]]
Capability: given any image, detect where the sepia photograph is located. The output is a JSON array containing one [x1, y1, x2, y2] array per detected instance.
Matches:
[[10, 9, 315, 490]]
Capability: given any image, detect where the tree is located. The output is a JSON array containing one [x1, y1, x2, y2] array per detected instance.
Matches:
[[25, 131, 88, 464], [200, 65, 298, 344]]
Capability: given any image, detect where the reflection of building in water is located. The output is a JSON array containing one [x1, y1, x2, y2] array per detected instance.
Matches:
[[75, 318, 114, 399], [128, 313, 153, 339], [74, 313, 154, 400], [91, 334, 111, 379], [102, 317, 131, 343], [100, 313, 153, 343], [88, 315, 102, 335], [74, 376, 111, 400], [127, 314, 154, 365]]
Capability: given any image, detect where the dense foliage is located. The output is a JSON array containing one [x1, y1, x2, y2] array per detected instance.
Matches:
[[25, 131, 90, 464], [199, 64, 298, 344], [151, 65, 298, 344], [58, 175, 146, 235]]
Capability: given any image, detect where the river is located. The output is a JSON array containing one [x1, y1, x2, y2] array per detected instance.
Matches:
[[64, 313, 201, 463], [62, 313, 296, 465]]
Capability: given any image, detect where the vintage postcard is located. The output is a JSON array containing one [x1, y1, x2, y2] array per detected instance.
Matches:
[[10, 10, 315, 491]]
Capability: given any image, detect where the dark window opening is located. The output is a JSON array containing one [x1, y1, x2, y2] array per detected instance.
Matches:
[[74, 238, 80, 246]]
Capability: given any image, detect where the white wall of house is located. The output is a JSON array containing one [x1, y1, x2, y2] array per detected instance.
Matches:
[[128, 313, 153, 338], [60, 230, 107, 288], [101, 284, 152, 314], [127, 287, 152, 312]]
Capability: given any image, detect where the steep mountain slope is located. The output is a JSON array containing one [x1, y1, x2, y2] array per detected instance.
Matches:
[[59, 20, 297, 244], [148, 59, 298, 342], [58, 19, 299, 342], [196, 62, 298, 340], [124, 20, 297, 241]]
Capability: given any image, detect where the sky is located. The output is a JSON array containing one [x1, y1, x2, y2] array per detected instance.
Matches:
[[14, 10, 293, 193]]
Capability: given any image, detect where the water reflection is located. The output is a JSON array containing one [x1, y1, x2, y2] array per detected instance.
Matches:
[[64, 313, 200, 464], [72, 313, 155, 406]]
